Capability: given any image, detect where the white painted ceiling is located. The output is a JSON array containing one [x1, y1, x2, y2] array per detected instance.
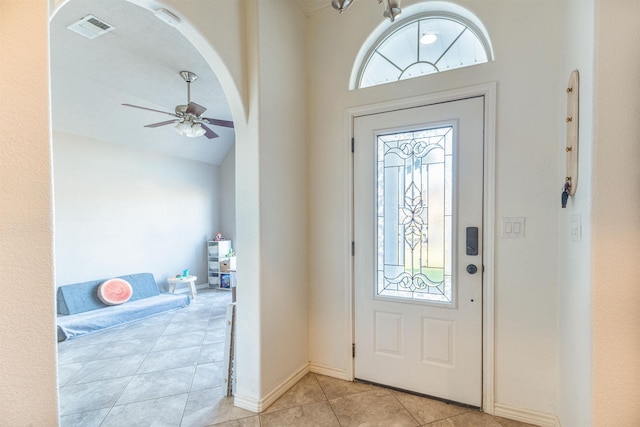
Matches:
[[50, 0, 235, 165], [50, 0, 334, 165]]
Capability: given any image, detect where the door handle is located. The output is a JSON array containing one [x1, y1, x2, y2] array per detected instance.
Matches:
[[466, 264, 478, 274]]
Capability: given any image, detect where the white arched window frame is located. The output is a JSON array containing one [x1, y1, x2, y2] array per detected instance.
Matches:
[[352, 8, 494, 90]]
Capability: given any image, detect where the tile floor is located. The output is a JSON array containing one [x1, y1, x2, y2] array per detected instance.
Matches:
[[58, 288, 536, 427]]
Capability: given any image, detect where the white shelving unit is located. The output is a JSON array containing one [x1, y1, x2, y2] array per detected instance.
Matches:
[[207, 240, 232, 290]]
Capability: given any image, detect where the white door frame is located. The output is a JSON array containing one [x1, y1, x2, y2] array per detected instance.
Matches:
[[344, 82, 497, 413]]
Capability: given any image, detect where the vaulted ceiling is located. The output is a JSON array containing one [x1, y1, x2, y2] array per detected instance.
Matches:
[[50, 0, 235, 165], [50, 0, 333, 165]]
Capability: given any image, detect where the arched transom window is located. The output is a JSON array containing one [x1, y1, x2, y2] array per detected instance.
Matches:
[[358, 14, 492, 89]]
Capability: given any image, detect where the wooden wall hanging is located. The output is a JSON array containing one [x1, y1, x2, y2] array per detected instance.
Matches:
[[562, 70, 579, 207]]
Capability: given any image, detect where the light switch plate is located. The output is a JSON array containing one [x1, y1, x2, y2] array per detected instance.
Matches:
[[502, 217, 525, 238], [570, 214, 581, 242]]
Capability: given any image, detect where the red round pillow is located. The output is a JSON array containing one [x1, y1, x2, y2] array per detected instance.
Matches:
[[97, 278, 133, 305]]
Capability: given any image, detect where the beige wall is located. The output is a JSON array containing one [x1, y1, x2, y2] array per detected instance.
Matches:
[[557, 1, 595, 425], [592, 0, 640, 424], [4, 0, 640, 424], [5, 0, 308, 419], [0, 1, 59, 424], [307, 0, 563, 419], [254, 0, 309, 401]]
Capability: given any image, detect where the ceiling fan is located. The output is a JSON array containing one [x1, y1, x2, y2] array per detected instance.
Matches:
[[122, 71, 233, 139]]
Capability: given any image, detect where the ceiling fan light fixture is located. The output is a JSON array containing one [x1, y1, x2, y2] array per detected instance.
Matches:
[[175, 119, 206, 138], [190, 123, 206, 138], [123, 70, 233, 140], [332, 0, 401, 22], [382, 0, 402, 22], [175, 119, 191, 135], [331, 0, 353, 13]]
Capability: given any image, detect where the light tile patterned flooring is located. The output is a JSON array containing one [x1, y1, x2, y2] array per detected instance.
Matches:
[[58, 289, 536, 426]]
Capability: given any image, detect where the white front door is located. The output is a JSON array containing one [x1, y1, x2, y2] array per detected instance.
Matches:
[[353, 97, 484, 407]]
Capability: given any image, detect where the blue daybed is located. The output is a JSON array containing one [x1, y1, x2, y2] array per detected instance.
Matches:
[[56, 272, 190, 341]]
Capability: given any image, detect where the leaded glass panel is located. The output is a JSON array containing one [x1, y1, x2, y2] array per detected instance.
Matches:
[[376, 126, 453, 304]]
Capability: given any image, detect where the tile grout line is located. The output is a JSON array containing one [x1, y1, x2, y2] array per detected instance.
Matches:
[[57, 289, 231, 426], [314, 373, 362, 427], [312, 372, 346, 427], [183, 292, 223, 425], [386, 391, 424, 427]]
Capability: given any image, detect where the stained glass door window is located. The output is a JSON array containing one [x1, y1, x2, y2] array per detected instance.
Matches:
[[377, 126, 453, 303]]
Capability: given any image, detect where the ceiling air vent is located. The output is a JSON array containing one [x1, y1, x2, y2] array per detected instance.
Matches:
[[67, 15, 115, 39]]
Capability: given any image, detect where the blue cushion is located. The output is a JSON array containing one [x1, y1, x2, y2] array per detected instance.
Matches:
[[57, 293, 190, 341], [119, 273, 161, 301], [56, 273, 161, 315]]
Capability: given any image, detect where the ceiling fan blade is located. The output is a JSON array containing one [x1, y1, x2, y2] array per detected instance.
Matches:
[[200, 123, 219, 139], [202, 117, 234, 128], [186, 102, 207, 117], [144, 119, 179, 128], [122, 103, 177, 117]]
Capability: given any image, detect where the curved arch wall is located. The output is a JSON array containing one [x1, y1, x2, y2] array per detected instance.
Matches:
[[1, 0, 308, 422], [0, 2, 57, 424], [145, 2, 309, 409], [49, 0, 309, 412], [6, 0, 639, 425]]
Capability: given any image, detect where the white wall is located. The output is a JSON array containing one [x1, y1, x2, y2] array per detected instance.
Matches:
[[128, 0, 265, 408], [53, 131, 220, 289], [592, 0, 640, 424], [307, 0, 563, 419], [254, 0, 309, 403], [14, 0, 640, 423], [0, 1, 58, 424], [557, 1, 595, 426], [4, 0, 305, 421], [153, 0, 309, 410], [219, 144, 236, 246]]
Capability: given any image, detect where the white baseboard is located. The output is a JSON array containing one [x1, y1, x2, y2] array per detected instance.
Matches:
[[493, 403, 561, 427], [234, 364, 310, 413], [309, 362, 349, 380], [232, 393, 260, 414]]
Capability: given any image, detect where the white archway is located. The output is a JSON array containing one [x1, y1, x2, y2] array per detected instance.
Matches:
[[48, 0, 260, 414]]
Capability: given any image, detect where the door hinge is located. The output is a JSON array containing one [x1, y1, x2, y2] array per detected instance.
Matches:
[[351, 137, 354, 153], [351, 241, 355, 256], [352, 343, 355, 358]]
